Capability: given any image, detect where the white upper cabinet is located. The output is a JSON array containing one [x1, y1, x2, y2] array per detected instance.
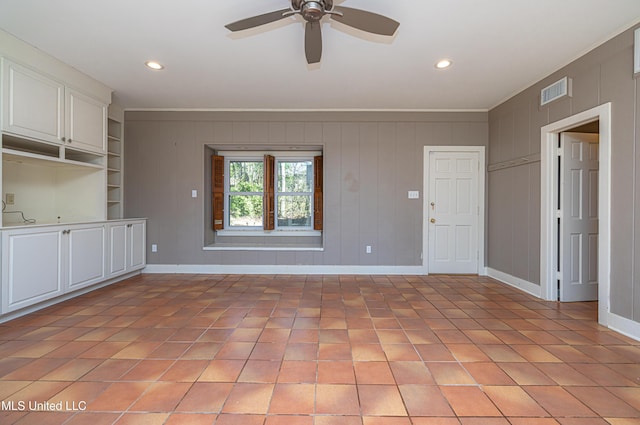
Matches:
[[1, 59, 64, 144], [66, 88, 107, 154], [1, 58, 108, 155]]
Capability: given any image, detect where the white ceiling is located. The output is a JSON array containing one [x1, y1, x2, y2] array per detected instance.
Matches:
[[1, 0, 639, 111]]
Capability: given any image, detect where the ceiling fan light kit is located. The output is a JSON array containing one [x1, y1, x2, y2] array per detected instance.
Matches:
[[225, 0, 399, 64]]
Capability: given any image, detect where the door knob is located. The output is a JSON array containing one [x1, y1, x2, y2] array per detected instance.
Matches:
[[430, 218, 436, 223]]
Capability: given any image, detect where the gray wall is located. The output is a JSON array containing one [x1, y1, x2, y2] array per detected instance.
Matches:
[[488, 24, 640, 322], [124, 111, 487, 267]]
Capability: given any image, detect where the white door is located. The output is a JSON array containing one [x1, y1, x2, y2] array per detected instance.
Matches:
[[559, 132, 599, 301], [427, 150, 480, 274]]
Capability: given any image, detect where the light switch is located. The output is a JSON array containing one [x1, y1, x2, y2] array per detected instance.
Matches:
[[191, 190, 198, 198], [408, 191, 419, 199]]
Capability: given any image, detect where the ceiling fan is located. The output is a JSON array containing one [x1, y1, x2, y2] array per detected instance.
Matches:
[[225, 0, 400, 64]]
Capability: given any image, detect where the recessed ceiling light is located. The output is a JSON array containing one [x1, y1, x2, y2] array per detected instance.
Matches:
[[145, 61, 164, 70], [435, 59, 452, 69]]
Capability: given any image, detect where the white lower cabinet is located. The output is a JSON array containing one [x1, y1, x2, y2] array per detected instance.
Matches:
[[1, 219, 145, 315], [107, 220, 146, 278], [67, 224, 106, 291], [1, 227, 64, 313]]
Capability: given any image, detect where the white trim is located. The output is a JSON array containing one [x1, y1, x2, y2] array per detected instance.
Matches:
[[218, 151, 322, 157], [124, 108, 489, 113], [214, 230, 321, 237], [607, 311, 640, 342], [487, 268, 542, 298], [540, 103, 611, 327], [144, 264, 425, 275], [634, 27, 640, 77], [203, 245, 323, 251], [422, 146, 486, 275]]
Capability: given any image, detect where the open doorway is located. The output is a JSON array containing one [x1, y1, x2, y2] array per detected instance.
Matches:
[[540, 103, 611, 327]]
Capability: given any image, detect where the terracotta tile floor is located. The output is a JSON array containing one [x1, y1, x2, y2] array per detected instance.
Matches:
[[1, 273, 639, 425]]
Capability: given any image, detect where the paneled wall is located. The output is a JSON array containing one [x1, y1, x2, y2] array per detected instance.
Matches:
[[124, 111, 487, 268], [488, 25, 640, 322]]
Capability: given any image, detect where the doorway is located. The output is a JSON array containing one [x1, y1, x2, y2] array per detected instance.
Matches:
[[423, 146, 485, 274], [540, 103, 611, 326]]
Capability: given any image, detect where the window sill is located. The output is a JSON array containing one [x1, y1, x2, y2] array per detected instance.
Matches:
[[203, 244, 324, 252], [215, 229, 321, 237]]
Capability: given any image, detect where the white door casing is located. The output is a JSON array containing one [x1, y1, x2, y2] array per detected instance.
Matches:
[[559, 133, 599, 302], [423, 146, 485, 274], [540, 103, 611, 327]]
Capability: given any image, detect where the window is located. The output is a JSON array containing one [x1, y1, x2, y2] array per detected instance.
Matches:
[[228, 160, 264, 228], [276, 160, 313, 228], [212, 152, 323, 233]]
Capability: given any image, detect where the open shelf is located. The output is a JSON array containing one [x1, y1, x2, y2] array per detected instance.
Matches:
[[106, 112, 124, 220], [2, 134, 60, 159]]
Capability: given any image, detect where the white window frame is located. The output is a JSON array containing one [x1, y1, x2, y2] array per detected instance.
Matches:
[[217, 150, 322, 237], [275, 158, 315, 231], [224, 156, 264, 230]]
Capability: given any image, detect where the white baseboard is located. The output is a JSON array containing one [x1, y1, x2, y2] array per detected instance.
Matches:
[[143, 264, 426, 275], [486, 268, 640, 343], [607, 311, 640, 342], [143, 264, 640, 342], [486, 267, 542, 298]]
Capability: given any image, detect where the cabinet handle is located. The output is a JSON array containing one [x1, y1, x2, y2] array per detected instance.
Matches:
[[61, 137, 66, 142], [68, 138, 72, 143]]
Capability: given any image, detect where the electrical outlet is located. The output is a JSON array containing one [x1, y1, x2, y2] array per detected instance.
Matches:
[[5, 193, 15, 205], [151, 244, 158, 252]]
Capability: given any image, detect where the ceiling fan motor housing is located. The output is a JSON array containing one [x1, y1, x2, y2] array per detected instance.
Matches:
[[293, 0, 334, 22]]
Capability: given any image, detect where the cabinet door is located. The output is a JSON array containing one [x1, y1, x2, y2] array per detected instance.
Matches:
[[1, 229, 63, 313], [128, 221, 146, 270], [67, 225, 106, 291], [1, 59, 64, 144], [108, 223, 127, 276], [65, 89, 107, 154]]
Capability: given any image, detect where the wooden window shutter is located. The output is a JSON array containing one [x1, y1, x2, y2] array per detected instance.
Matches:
[[314, 155, 323, 230], [211, 155, 224, 230], [264, 154, 275, 230]]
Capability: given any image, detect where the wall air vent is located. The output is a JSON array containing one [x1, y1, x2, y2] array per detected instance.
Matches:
[[540, 77, 572, 106]]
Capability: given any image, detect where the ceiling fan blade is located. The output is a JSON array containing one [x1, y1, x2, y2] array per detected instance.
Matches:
[[305, 21, 322, 64], [331, 6, 399, 36], [225, 8, 291, 31]]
